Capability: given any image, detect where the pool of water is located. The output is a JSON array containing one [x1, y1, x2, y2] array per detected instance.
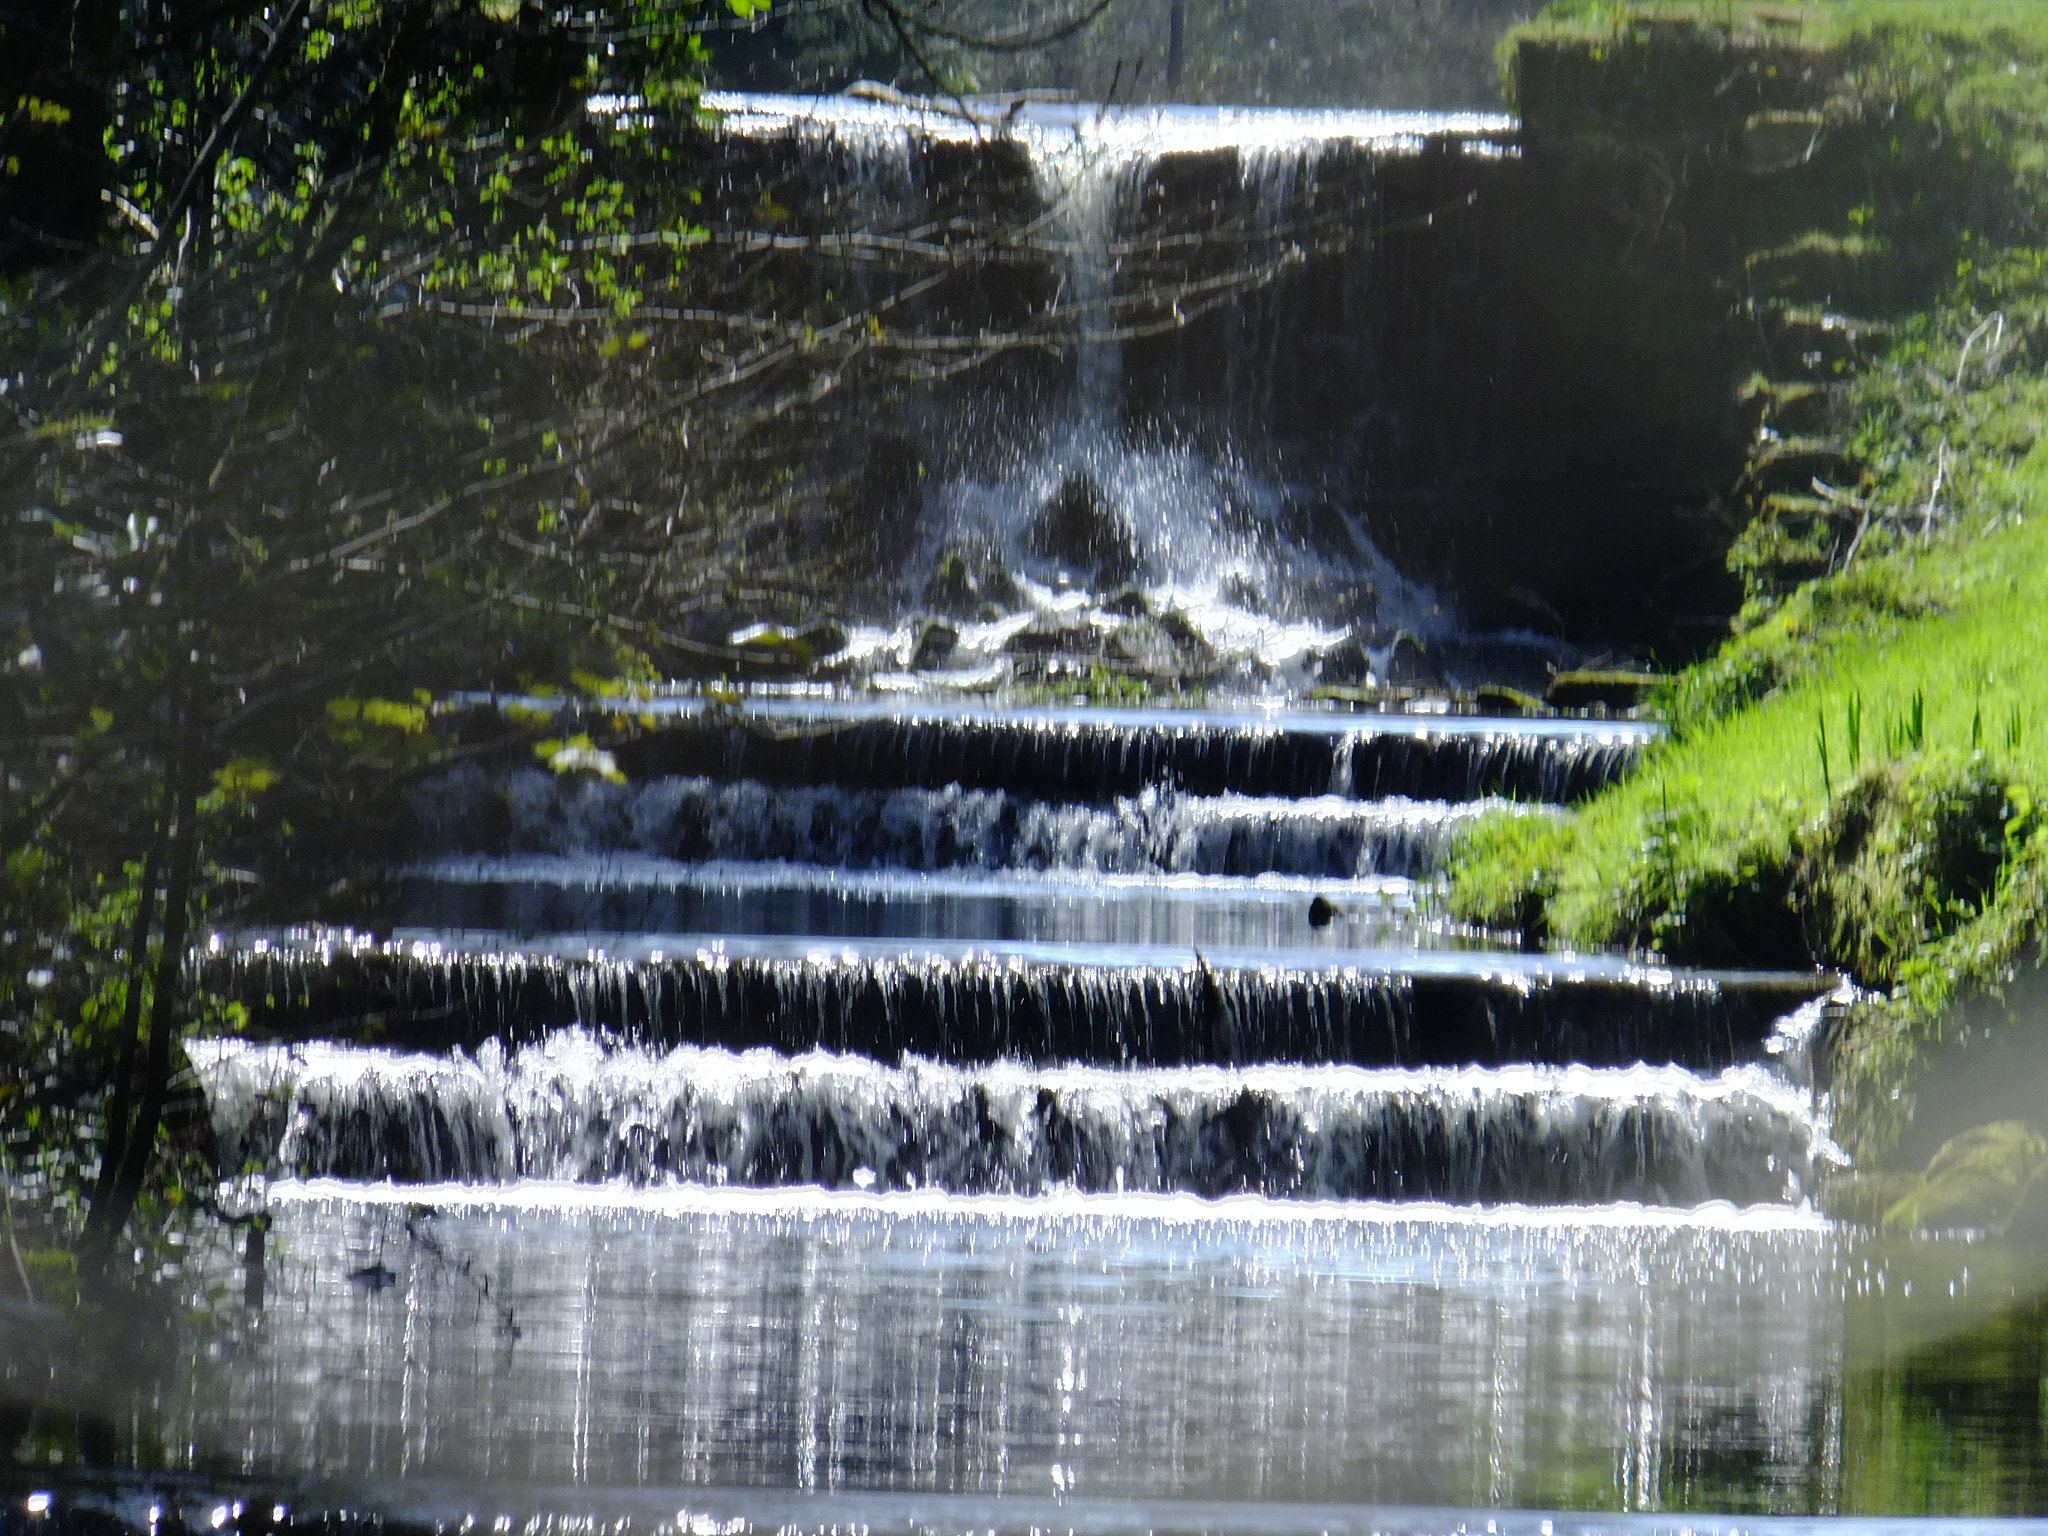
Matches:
[[17, 1186, 2048, 1523]]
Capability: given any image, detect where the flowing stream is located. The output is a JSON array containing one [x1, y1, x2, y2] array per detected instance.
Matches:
[[21, 93, 2048, 1536]]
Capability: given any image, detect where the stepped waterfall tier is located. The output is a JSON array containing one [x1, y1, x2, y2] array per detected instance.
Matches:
[[162, 685, 1857, 1515], [197, 1035, 1823, 1205]]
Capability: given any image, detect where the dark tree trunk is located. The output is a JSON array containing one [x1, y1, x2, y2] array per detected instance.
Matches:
[[82, 771, 200, 1264], [90, 844, 162, 1216]]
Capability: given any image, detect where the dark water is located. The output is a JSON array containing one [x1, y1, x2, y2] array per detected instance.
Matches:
[[397, 859, 1446, 952]]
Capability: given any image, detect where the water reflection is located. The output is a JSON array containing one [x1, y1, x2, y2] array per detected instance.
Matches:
[[147, 1188, 1844, 1511], [1842, 1279, 2048, 1515], [398, 859, 1451, 953], [12, 1192, 2048, 1521]]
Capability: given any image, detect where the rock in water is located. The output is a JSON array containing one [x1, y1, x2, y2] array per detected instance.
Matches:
[[1025, 472, 1140, 586], [1314, 630, 1377, 686], [1155, 608, 1216, 666], [923, 550, 980, 615], [729, 619, 849, 671], [923, 540, 1021, 618], [1002, 612, 1107, 660], [909, 619, 959, 670], [1382, 630, 1443, 688], [1883, 1121, 2048, 1234]]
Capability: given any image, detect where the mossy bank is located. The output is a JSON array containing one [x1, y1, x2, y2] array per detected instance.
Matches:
[[1451, 1, 2048, 1196]]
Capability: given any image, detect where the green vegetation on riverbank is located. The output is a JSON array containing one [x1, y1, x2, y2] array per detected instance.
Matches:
[[1453, 0, 2048, 1167]]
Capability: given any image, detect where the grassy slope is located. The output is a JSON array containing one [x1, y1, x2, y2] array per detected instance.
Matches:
[[1453, 0, 2048, 1159]]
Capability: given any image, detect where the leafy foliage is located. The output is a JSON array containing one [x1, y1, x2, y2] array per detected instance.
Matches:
[[0, 0, 763, 1260]]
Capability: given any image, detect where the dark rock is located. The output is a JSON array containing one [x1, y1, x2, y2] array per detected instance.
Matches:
[[1024, 473, 1140, 586], [796, 618, 849, 658], [1314, 632, 1375, 686], [1475, 684, 1551, 716], [1003, 612, 1106, 659], [1545, 669, 1670, 710], [1220, 572, 1264, 612], [1106, 616, 1185, 677], [1155, 608, 1218, 669], [1101, 586, 1151, 618], [1307, 894, 1338, 929], [1382, 631, 1441, 688], [923, 539, 1020, 618], [924, 551, 978, 615], [909, 619, 959, 670]]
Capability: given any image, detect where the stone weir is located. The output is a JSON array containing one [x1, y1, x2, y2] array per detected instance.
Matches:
[[206, 935, 1826, 1071], [653, 84, 1815, 644], [196, 1034, 1821, 1208], [415, 767, 1509, 879], [510, 698, 1655, 804]]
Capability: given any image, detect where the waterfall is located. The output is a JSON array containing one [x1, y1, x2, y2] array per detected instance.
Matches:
[[195, 1033, 1824, 1206], [205, 936, 1825, 1071], [585, 703, 1652, 802], [685, 94, 1558, 686], [413, 765, 1533, 877], [60, 82, 1907, 1519]]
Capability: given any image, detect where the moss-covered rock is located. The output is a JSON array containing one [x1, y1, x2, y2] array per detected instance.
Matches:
[[923, 541, 1021, 619], [1881, 1121, 2048, 1234]]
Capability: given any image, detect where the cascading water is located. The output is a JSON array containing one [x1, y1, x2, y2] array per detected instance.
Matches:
[[94, 92, 1919, 1533], [692, 93, 1554, 692], [168, 682, 1855, 1514], [416, 764, 1520, 878], [199, 1032, 1822, 1205]]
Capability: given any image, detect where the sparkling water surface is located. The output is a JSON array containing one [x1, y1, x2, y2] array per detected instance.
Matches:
[[159, 1187, 1845, 1506], [46, 1183, 2045, 1527]]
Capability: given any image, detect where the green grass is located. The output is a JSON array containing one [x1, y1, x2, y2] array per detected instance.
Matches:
[[1454, 336, 2048, 1156], [1455, 499, 2048, 925], [1502, 1, 2048, 204], [1506, 0, 2048, 55]]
